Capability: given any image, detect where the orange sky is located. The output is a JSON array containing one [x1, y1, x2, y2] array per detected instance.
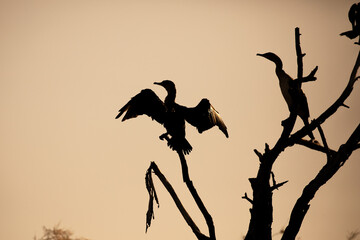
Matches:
[[0, 1, 359, 240]]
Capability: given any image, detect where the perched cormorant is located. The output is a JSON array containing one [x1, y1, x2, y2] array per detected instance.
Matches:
[[115, 80, 228, 154], [340, 3, 360, 43], [257, 52, 315, 140]]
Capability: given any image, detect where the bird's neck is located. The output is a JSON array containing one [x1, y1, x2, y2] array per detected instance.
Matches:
[[276, 67, 294, 110], [165, 89, 176, 110], [274, 61, 283, 70], [276, 68, 293, 87]]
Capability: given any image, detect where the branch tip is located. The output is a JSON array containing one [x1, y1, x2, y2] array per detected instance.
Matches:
[[254, 149, 263, 161], [271, 180, 289, 191], [341, 103, 350, 108], [242, 192, 253, 204], [265, 143, 270, 152], [270, 171, 277, 187], [354, 144, 360, 151]]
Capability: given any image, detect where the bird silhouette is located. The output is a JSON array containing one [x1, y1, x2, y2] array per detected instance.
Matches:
[[340, 3, 360, 44], [115, 80, 228, 154], [257, 52, 315, 140]]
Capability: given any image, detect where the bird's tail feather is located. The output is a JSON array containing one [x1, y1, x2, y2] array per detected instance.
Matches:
[[167, 137, 193, 155], [115, 104, 128, 119]]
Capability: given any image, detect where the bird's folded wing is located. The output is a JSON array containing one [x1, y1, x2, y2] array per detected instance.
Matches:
[[115, 89, 166, 124], [176, 99, 228, 138]]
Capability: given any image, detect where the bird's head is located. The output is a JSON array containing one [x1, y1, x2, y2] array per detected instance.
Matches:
[[154, 80, 176, 93], [257, 52, 283, 69]]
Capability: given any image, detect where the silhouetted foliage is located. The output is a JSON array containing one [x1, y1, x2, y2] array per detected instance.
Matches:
[[34, 225, 89, 240]]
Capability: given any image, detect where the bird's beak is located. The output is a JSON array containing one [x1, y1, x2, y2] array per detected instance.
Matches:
[[154, 82, 162, 86], [256, 53, 264, 57]]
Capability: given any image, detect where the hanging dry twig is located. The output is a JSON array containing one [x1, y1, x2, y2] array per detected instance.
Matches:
[[145, 162, 206, 239]]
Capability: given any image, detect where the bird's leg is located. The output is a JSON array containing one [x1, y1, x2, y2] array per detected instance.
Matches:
[[159, 133, 169, 141]]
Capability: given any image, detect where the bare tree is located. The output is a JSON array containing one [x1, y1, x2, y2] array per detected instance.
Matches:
[[142, 4, 360, 240], [244, 21, 360, 240]]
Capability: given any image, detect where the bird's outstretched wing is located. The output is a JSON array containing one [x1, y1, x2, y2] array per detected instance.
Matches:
[[115, 89, 166, 124], [176, 99, 228, 138]]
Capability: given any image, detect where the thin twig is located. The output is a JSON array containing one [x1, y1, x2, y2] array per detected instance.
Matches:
[[254, 149, 263, 162], [270, 172, 277, 188], [295, 138, 336, 154], [270, 171, 288, 191], [270, 180, 289, 191], [317, 124, 331, 159], [295, 66, 318, 83], [242, 193, 253, 204]]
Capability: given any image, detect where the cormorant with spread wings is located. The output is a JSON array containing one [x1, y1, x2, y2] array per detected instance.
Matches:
[[115, 80, 228, 155]]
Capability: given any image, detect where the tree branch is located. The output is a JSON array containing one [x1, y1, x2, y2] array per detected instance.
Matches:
[[145, 162, 207, 239], [176, 150, 216, 240], [270, 180, 289, 192], [295, 138, 336, 154], [245, 113, 296, 240], [242, 192, 253, 204], [295, 27, 304, 82], [245, 28, 307, 240], [354, 143, 360, 151], [288, 49, 360, 146], [282, 124, 360, 240], [254, 149, 263, 162], [147, 137, 216, 240], [281, 24, 360, 238], [295, 66, 318, 83], [317, 124, 333, 159], [145, 165, 159, 232]]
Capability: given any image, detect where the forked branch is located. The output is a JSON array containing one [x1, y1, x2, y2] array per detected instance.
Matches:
[[281, 26, 360, 240], [244, 28, 310, 240], [145, 162, 210, 240], [145, 148, 216, 240], [288, 49, 360, 146], [282, 124, 360, 240]]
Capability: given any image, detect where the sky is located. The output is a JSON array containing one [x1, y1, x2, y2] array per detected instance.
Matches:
[[0, 0, 359, 240]]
